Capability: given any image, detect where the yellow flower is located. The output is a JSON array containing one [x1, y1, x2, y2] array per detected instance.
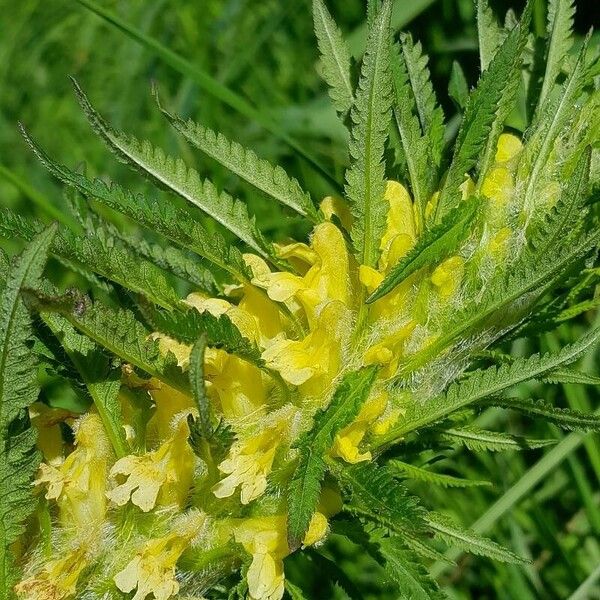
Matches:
[[262, 300, 348, 391], [204, 348, 268, 419], [495, 133, 523, 163], [331, 392, 401, 463], [149, 383, 194, 442], [15, 544, 88, 600], [482, 167, 514, 204], [234, 513, 328, 600], [107, 415, 195, 512], [114, 512, 205, 600], [320, 195, 353, 230], [363, 320, 416, 377], [213, 420, 288, 504], [431, 255, 465, 298], [257, 221, 351, 326], [34, 413, 111, 528], [29, 402, 73, 466]]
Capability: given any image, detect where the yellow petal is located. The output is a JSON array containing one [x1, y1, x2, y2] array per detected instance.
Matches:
[[320, 196, 352, 230], [431, 256, 465, 298], [481, 167, 514, 203], [495, 133, 522, 163]]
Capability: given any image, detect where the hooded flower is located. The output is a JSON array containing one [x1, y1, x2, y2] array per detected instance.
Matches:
[[107, 414, 195, 511], [234, 512, 329, 600], [15, 545, 89, 600], [114, 512, 206, 600], [34, 413, 111, 528]]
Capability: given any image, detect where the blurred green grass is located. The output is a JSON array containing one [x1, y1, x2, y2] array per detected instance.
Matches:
[[1, 0, 599, 597]]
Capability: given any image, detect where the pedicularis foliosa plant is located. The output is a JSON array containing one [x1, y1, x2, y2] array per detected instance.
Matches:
[[1, 0, 600, 598]]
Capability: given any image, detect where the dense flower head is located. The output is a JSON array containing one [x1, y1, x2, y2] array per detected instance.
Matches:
[[15, 133, 541, 600], [7, 0, 599, 595]]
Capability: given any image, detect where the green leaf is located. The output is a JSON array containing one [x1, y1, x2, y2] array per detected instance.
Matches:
[[21, 129, 251, 282], [389, 41, 437, 221], [367, 197, 478, 303], [537, 0, 576, 113], [144, 304, 264, 368], [375, 536, 445, 600], [437, 427, 556, 452], [519, 37, 591, 216], [389, 459, 491, 487], [380, 327, 600, 441], [448, 61, 469, 111], [476, 0, 506, 71], [434, 13, 528, 220], [400, 33, 445, 165], [313, 0, 354, 117], [0, 206, 182, 310], [41, 312, 129, 458], [71, 79, 275, 261], [27, 288, 189, 394], [336, 461, 427, 537], [287, 366, 378, 550], [345, 0, 393, 267], [156, 92, 318, 222], [426, 513, 527, 564], [189, 335, 211, 438], [0, 225, 56, 596], [483, 397, 600, 431]]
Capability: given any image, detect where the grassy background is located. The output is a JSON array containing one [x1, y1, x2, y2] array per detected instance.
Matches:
[[1, 0, 599, 597]]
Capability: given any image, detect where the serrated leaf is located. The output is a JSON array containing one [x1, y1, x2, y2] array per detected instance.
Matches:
[[26, 287, 189, 394], [287, 366, 378, 550], [434, 13, 528, 220], [376, 536, 446, 600], [144, 304, 264, 367], [389, 459, 491, 487], [437, 427, 556, 452], [0, 206, 181, 310], [313, 0, 354, 116], [345, 0, 393, 266], [537, 0, 576, 113], [20, 128, 251, 281], [382, 327, 600, 441], [336, 461, 427, 537], [71, 78, 275, 261], [389, 42, 438, 222], [367, 197, 478, 303], [0, 226, 55, 595], [156, 93, 318, 221], [476, 0, 506, 71], [483, 397, 600, 431], [41, 312, 128, 458], [426, 513, 527, 564], [400, 33, 445, 166]]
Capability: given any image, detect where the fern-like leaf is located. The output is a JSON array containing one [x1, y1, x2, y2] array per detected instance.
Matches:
[[437, 427, 556, 452], [26, 288, 189, 394], [434, 11, 528, 220], [375, 536, 446, 599], [345, 0, 393, 266], [156, 93, 319, 222], [20, 129, 252, 281], [483, 397, 600, 431], [71, 79, 275, 261], [0, 226, 55, 595], [389, 459, 492, 487], [385, 327, 600, 441], [400, 33, 445, 165], [336, 461, 427, 537], [312, 0, 354, 117], [426, 513, 527, 564], [287, 366, 378, 550]]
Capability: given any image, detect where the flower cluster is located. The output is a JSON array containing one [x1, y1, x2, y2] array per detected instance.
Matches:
[[15, 134, 526, 600]]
